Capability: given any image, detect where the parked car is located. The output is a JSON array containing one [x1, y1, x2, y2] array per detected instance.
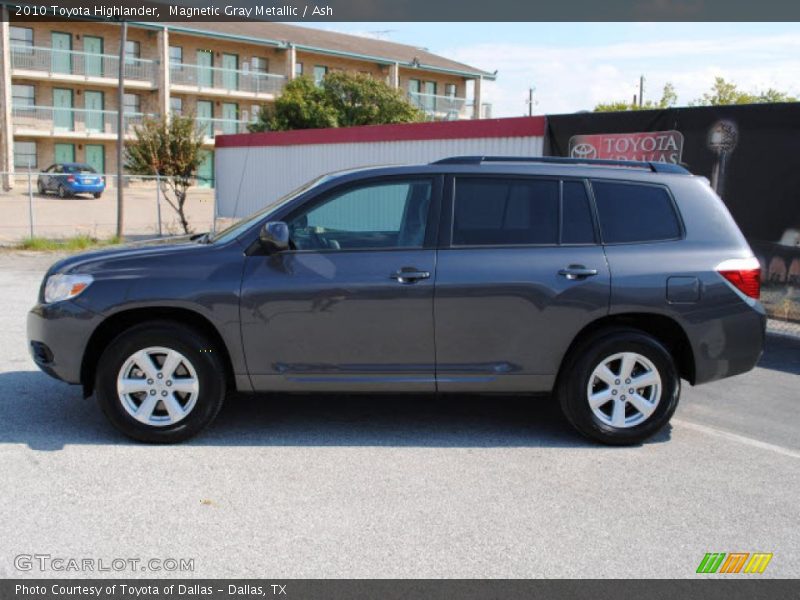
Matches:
[[27, 157, 765, 444], [37, 163, 105, 199]]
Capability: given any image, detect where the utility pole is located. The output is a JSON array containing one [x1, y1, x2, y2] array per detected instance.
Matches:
[[116, 19, 127, 239], [639, 75, 645, 108], [525, 86, 537, 116]]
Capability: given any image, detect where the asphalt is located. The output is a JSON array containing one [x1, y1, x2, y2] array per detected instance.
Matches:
[[0, 251, 798, 578]]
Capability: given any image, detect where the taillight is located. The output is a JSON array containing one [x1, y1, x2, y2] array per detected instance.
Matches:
[[716, 257, 761, 299], [66, 175, 75, 183]]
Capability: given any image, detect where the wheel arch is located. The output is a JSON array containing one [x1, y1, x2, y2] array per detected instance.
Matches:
[[558, 313, 696, 386], [80, 307, 236, 397]]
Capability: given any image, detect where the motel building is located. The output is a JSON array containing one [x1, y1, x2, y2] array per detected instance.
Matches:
[[0, 12, 495, 187]]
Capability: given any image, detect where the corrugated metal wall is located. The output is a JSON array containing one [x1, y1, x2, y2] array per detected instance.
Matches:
[[215, 136, 544, 219]]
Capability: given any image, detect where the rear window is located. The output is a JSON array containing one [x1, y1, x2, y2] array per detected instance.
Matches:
[[64, 165, 96, 174], [592, 181, 681, 243], [452, 178, 559, 245]]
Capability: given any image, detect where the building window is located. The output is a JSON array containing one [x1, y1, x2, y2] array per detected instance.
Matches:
[[251, 57, 269, 73], [10, 27, 34, 52], [170, 97, 183, 115], [169, 46, 183, 65], [14, 141, 37, 168], [12, 84, 35, 108], [123, 93, 141, 114], [445, 83, 457, 97], [313, 65, 328, 86], [295, 62, 303, 76], [125, 40, 140, 64]]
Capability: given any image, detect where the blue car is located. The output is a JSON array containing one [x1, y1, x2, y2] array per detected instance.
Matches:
[[37, 163, 105, 199]]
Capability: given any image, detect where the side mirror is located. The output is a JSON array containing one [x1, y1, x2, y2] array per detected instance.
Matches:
[[259, 221, 290, 252]]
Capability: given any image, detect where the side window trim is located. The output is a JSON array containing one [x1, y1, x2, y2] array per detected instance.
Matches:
[[588, 178, 685, 245], [272, 174, 442, 255]]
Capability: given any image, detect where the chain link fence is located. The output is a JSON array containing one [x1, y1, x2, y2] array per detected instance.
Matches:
[[0, 171, 215, 243]]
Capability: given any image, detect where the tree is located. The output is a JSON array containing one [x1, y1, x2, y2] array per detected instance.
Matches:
[[594, 82, 678, 112], [692, 77, 797, 105], [125, 114, 206, 234], [322, 71, 423, 127], [250, 72, 423, 132]]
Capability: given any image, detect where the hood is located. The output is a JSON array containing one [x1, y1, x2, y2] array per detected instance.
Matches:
[[45, 235, 210, 277]]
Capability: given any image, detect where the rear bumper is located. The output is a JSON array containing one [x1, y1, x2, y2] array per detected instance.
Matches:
[[67, 183, 105, 194], [26, 301, 101, 384], [690, 299, 766, 385]]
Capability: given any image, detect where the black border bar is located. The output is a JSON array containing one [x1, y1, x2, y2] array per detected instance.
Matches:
[[3, 580, 800, 600], [3, 0, 800, 22]]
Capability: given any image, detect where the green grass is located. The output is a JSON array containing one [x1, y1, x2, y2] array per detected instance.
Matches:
[[15, 234, 123, 251]]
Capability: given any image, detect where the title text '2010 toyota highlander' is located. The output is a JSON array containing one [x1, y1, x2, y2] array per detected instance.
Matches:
[[28, 157, 765, 444]]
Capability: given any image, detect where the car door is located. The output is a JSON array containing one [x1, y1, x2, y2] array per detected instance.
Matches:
[[48, 164, 64, 190], [434, 175, 610, 392], [240, 175, 441, 392]]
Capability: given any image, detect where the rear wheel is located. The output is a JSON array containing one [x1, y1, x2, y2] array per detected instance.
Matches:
[[94, 322, 226, 443], [37, 180, 46, 195], [556, 329, 680, 445], [57, 184, 68, 199], [93, 192, 102, 199]]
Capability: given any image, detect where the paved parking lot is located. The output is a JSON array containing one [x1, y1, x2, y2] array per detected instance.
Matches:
[[0, 251, 798, 578]]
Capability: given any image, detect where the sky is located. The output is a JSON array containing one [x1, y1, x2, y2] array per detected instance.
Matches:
[[298, 22, 800, 117]]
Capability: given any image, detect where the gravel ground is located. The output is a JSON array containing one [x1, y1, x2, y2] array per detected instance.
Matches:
[[0, 252, 798, 579]]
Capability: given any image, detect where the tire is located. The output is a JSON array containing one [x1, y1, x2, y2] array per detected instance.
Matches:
[[556, 328, 680, 445], [94, 321, 226, 443], [37, 180, 46, 195], [57, 184, 68, 199], [93, 192, 102, 199]]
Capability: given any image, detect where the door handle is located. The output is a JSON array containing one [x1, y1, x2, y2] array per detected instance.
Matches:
[[558, 265, 598, 280], [390, 268, 431, 284]]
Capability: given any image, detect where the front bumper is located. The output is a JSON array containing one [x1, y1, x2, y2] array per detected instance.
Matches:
[[27, 301, 101, 384]]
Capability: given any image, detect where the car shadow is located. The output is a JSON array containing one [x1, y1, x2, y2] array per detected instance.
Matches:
[[0, 370, 672, 451], [759, 334, 800, 375]]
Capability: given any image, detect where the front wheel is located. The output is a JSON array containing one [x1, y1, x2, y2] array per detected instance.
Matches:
[[556, 329, 680, 445], [37, 180, 46, 195], [94, 322, 226, 443]]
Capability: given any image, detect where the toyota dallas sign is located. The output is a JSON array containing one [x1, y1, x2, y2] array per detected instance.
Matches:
[[569, 130, 684, 163]]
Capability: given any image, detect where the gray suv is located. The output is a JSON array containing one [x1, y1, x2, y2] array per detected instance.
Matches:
[[27, 157, 765, 444]]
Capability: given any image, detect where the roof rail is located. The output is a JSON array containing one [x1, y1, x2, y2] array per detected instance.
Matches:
[[431, 156, 690, 175]]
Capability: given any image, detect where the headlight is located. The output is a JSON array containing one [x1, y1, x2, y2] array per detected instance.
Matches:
[[44, 273, 94, 304]]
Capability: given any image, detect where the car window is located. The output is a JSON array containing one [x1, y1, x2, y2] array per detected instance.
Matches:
[[592, 181, 681, 243], [288, 179, 432, 251], [65, 165, 96, 174], [561, 180, 596, 244], [452, 178, 558, 246]]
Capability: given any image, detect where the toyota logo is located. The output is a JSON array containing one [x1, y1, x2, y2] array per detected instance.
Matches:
[[571, 143, 597, 159]]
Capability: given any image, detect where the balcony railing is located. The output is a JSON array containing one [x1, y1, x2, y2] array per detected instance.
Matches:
[[408, 92, 468, 120], [12, 105, 155, 136], [11, 45, 157, 84], [170, 62, 286, 95], [197, 118, 253, 139]]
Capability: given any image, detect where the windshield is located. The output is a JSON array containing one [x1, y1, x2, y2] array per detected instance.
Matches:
[[208, 173, 338, 244]]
